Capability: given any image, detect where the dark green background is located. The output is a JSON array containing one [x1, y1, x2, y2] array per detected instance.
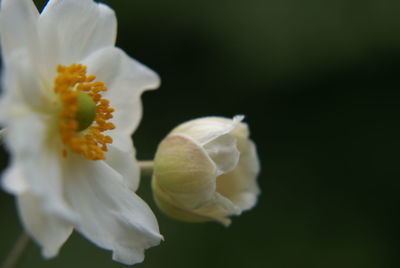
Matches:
[[1, 0, 399, 267]]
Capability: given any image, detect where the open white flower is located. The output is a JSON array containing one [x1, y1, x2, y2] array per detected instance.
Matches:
[[0, 0, 162, 264], [152, 116, 260, 226]]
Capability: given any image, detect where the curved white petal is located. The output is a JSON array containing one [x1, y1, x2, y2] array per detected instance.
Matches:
[[0, 0, 39, 59], [63, 156, 162, 265], [217, 139, 260, 211], [1, 112, 75, 221], [17, 193, 73, 258], [152, 178, 239, 226], [203, 133, 240, 177], [2, 113, 46, 169], [191, 193, 241, 226], [38, 0, 117, 76], [0, 112, 44, 195], [2, 162, 27, 194], [217, 124, 261, 211], [82, 46, 160, 149], [170, 115, 244, 146], [105, 145, 140, 192], [171, 116, 242, 176], [0, 46, 48, 112], [21, 145, 75, 220], [153, 134, 217, 209]]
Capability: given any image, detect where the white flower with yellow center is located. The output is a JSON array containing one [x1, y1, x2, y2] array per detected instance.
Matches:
[[0, 0, 162, 264], [152, 116, 260, 226]]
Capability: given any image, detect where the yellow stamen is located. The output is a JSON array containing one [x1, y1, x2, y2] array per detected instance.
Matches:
[[54, 64, 115, 160]]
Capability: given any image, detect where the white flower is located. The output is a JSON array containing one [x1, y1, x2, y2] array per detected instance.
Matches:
[[151, 116, 260, 226], [0, 0, 162, 265]]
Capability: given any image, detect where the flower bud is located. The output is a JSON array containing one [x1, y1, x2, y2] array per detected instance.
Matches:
[[151, 116, 260, 226]]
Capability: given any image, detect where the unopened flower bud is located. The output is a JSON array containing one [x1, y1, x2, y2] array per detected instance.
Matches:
[[151, 116, 260, 226]]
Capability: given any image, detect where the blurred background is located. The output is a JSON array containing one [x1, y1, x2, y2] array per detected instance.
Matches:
[[1, 0, 399, 267]]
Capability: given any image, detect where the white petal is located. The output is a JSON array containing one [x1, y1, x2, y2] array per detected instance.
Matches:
[[1, 113, 75, 221], [2, 162, 27, 194], [217, 125, 261, 211], [152, 179, 238, 226], [171, 116, 243, 176], [82, 46, 160, 149], [63, 156, 162, 265], [17, 193, 73, 258], [1, 112, 46, 159], [38, 0, 117, 75], [0, 115, 46, 196], [153, 134, 217, 209], [170, 115, 244, 146], [105, 145, 140, 192], [0, 0, 39, 59], [191, 193, 241, 226], [203, 133, 240, 176], [0, 46, 48, 112]]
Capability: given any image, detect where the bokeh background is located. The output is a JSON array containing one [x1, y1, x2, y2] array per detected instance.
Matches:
[[1, 0, 399, 267]]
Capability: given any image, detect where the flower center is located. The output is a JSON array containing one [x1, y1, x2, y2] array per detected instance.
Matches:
[[76, 92, 97, 131], [54, 64, 115, 160]]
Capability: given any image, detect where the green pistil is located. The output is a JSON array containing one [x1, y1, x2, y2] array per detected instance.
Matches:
[[76, 92, 96, 131]]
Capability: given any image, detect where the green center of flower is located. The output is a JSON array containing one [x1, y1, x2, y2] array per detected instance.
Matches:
[[76, 92, 97, 131], [55, 64, 115, 160]]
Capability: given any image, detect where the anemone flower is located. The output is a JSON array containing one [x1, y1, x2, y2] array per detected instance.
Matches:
[[0, 0, 162, 264], [152, 116, 260, 226]]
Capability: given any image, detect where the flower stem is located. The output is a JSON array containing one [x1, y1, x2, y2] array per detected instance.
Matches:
[[139, 160, 154, 178], [1, 232, 30, 268]]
